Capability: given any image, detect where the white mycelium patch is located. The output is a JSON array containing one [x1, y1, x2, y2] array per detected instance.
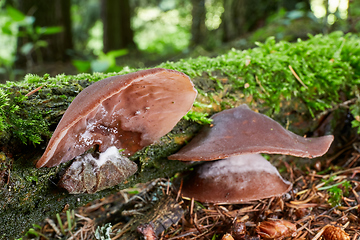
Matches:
[[77, 146, 121, 167], [96, 146, 121, 166], [198, 153, 286, 186], [185, 153, 292, 203], [199, 154, 278, 177]]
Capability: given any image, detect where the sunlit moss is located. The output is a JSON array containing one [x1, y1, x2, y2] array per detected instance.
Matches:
[[2, 32, 360, 145]]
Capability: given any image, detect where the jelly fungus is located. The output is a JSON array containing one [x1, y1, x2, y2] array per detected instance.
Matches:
[[37, 68, 197, 167], [180, 154, 292, 203], [168, 104, 334, 161]]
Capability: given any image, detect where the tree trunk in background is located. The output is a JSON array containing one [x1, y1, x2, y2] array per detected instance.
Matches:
[[220, 0, 310, 42], [16, 0, 73, 66], [280, 0, 310, 10], [348, 0, 360, 33], [191, 0, 207, 46], [221, 0, 246, 42], [101, 0, 135, 53]]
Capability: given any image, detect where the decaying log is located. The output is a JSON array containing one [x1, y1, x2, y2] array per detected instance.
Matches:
[[0, 75, 202, 239], [0, 68, 350, 238]]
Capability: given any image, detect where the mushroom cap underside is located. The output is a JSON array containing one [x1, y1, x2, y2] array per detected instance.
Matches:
[[168, 104, 334, 161], [37, 68, 197, 167], [180, 154, 292, 203]]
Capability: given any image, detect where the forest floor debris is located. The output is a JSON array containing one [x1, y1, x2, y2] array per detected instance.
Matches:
[[31, 145, 360, 240]]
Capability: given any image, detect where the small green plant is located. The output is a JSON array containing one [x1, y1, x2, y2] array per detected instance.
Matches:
[[183, 111, 212, 125], [72, 49, 128, 73], [24, 224, 49, 239], [318, 175, 352, 207], [25, 175, 38, 183], [0, 5, 62, 80], [349, 90, 360, 134], [56, 209, 76, 236]]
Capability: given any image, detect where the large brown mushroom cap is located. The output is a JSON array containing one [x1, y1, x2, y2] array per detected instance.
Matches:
[[168, 104, 334, 161], [37, 68, 197, 167], [180, 154, 292, 203]]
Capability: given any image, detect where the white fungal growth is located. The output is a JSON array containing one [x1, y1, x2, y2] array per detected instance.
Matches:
[[96, 146, 121, 166], [199, 154, 281, 179], [77, 146, 121, 167], [180, 153, 292, 203]]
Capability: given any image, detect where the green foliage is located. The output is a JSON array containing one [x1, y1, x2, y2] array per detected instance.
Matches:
[[249, 4, 321, 43], [0, 89, 9, 131], [183, 100, 213, 124], [0, 86, 49, 145], [56, 213, 65, 235], [0, 5, 62, 80], [133, 4, 191, 56], [55, 209, 76, 237], [72, 49, 128, 73], [3, 32, 360, 145], [25, 175, 38, 183], [349, 92, 360, 133], [22, 224, 48, 239], [160, 32, 360, 120], [4, 93, 49, 145], [183, 111, 212, 125], [319, 176, 352, 207]]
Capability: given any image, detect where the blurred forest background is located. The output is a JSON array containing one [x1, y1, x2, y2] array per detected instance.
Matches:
[[0, 0, 359, 83]]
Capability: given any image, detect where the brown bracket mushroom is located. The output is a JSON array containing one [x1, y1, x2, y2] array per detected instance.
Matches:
[[168, 104, 334, 161], [179, 154, 292, 203], [37, 68, 197, 168], [169, 104, 334, 203]]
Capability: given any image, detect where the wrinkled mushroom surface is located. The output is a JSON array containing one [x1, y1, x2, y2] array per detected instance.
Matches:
[[169, 104, 334, 161], [180, 154, 292, 203], [37, 68, 197, 167]]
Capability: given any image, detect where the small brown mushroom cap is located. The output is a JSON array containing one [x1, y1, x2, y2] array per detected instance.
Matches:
[[168, 104, 334, 161], [180, 154, 292, 203], [37, 68, 197, 167]]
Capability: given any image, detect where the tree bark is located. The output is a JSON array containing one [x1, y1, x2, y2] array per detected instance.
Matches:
[[16, 0, 73, 66], [191, 0, 207, 45], [280, 0, 310, 11], [220, 0, 310, 42], [101, 0, 135, 53], [348, 0, 360, 33], [221, 0, 247, 42], [0, 75, 203, 239]]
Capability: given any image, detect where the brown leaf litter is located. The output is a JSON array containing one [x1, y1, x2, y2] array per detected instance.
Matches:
[[29, 143, 360, 240]]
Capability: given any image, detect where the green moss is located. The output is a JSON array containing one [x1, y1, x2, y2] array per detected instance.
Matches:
[[183, 111, 212, 124], [2, 32, 360, 145], [0, 117, 201, 238], [2, 32, 360, 238]]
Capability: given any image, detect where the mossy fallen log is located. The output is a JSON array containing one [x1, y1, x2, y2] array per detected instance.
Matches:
[[1, 32, 360, 239], [0, 77, 202, 238]]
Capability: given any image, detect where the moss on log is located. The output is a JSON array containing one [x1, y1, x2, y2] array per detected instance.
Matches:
[[0, 77, 202, 238], [1, 32, 360, 238]]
